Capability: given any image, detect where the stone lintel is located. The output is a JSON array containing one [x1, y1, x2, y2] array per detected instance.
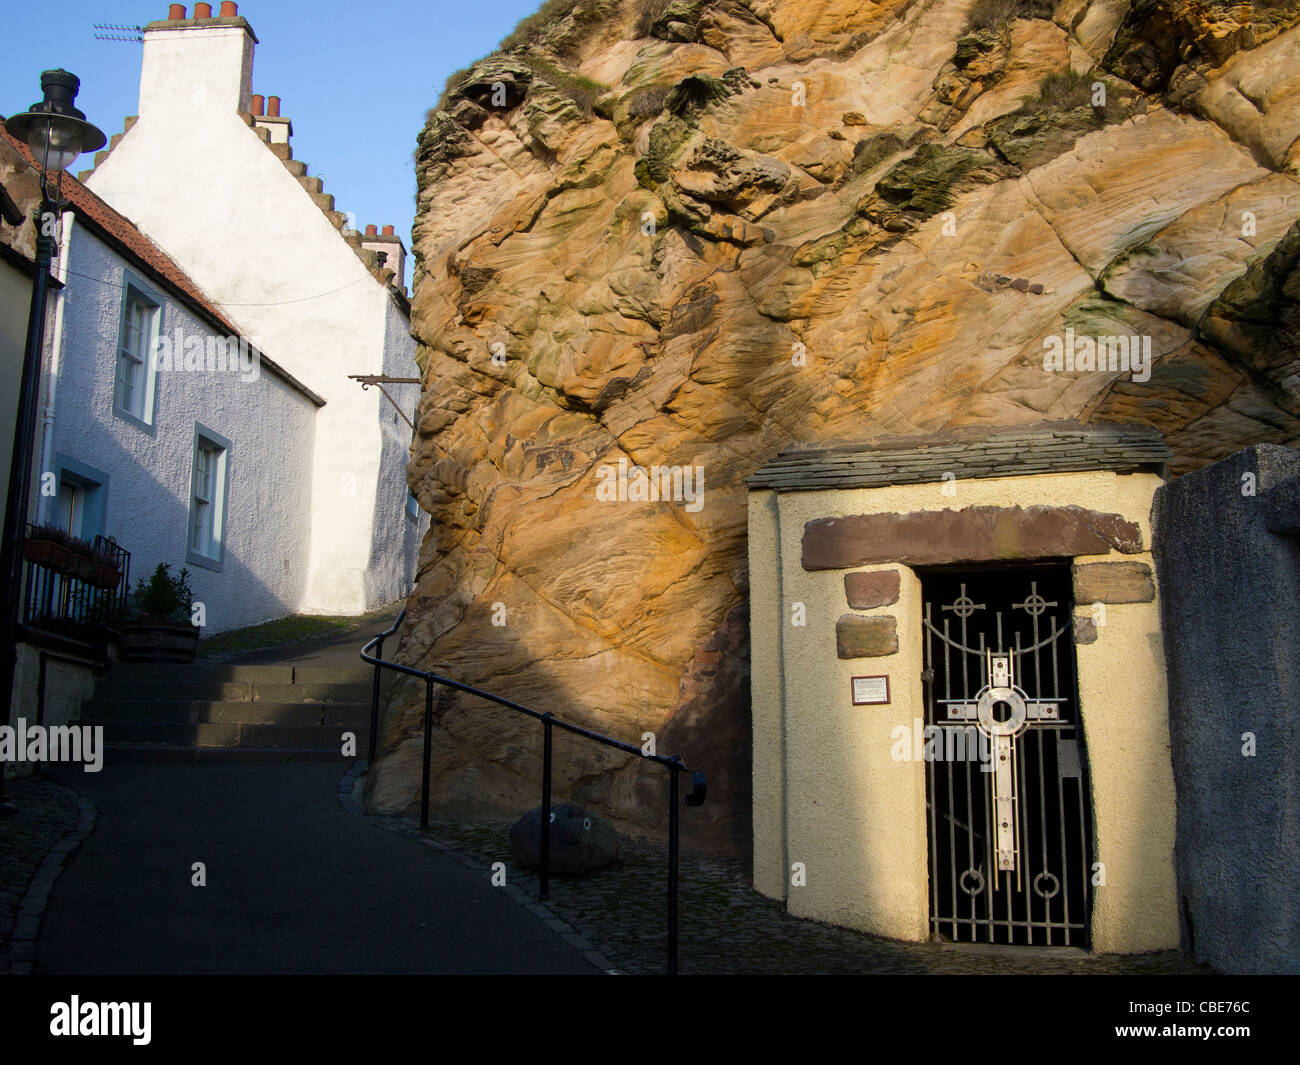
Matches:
[[804, 505, 1144, 570]]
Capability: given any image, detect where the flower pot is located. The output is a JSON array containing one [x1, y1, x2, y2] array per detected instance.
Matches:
[[67, 553, 98, 583], [24, 539, 71, 572], [86, 560, 123, 590], [119, 620, 201, 663]]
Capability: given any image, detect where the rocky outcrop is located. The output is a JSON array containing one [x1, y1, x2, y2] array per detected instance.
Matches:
[[367, 0, 1300, 849]]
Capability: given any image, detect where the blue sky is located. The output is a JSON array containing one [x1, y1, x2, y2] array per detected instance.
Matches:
[[1, 0, 546, 289]]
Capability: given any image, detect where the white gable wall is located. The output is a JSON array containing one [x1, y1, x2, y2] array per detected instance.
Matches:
[[86, 14, 419, 614]]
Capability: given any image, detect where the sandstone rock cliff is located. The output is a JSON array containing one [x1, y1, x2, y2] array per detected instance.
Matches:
[[366, 0, 1300, 849]]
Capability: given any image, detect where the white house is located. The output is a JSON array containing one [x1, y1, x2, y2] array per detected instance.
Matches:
[[82, 0, 423, 616], [3, 125, 324, 635]]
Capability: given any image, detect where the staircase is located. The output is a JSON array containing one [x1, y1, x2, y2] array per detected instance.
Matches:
[[80, 662, 373, 762]]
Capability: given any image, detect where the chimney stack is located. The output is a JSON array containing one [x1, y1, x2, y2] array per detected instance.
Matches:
[[360, 225, 408, 295], [252, 92, 292, 144], [141, 1, 255, 118]]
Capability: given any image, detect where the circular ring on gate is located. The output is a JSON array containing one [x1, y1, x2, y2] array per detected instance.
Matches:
[[959, 868, 985, 896], [1033, 871, 1060, 899], [975, 685, 1028, 738]]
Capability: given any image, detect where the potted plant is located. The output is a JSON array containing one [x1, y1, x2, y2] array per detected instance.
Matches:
[[85, 544, 124, 590], [23, 523, 77, 572], [119, 563, 200, 663]]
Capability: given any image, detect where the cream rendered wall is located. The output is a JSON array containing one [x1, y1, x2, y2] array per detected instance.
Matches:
[[749, 469, 1179, 953], [85, 19, 413, 615], [749, 489, 785, 900]]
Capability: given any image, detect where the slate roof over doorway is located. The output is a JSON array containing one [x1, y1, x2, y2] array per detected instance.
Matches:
[[746, 421, 1171, 491]]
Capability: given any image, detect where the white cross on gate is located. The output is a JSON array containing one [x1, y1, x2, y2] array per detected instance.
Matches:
[[938, 651, 1064, 877]]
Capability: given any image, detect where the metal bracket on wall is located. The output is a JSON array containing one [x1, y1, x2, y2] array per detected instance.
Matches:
[[348, 374, 420, 430]]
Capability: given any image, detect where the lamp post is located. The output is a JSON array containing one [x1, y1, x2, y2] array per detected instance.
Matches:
[[0, 70, 104, 813]]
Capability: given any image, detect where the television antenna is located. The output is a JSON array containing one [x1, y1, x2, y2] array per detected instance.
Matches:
[[93, 23, 144, 43]]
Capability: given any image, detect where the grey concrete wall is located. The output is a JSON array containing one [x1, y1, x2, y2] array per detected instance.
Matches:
[[1152, 443, 1300, 974]]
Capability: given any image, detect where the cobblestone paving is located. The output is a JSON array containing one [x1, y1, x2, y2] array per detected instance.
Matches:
[[370, 810, 1210, 975], [0, 777, 79, 968]]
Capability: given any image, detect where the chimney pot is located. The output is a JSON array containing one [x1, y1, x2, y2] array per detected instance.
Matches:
[[382, 225, 395, 236], [365, 224, 378, 236], [219, 1, 238, 14], [251, 94, 264, 115], [168, 4, 186, 19], [194, 2, 212, 15], [267, 95, 281, 117]]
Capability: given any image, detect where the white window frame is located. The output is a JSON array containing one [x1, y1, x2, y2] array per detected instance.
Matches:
[[186, 424, 230, 572], [113, 278, 161, 432]]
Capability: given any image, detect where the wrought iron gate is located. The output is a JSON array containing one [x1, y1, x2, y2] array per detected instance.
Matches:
[[922, 567, 1093, 947]]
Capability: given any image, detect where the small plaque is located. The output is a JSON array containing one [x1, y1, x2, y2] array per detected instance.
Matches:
[[851, 675, 890, 705]]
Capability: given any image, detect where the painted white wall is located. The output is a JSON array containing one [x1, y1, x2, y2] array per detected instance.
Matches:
[[369, 292, 425, 603], [40, 219, 317, 634], [86, 14, 419, 615]]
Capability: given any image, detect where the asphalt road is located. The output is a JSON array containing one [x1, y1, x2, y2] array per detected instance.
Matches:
[[38, 762, 598, 975]]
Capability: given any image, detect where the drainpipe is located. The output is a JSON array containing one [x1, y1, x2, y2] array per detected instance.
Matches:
[[35, 210, 74, 526]]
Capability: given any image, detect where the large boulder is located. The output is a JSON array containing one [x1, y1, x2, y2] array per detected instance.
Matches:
[[509, 803, 620, 875], [366, 0, 1300, 850]]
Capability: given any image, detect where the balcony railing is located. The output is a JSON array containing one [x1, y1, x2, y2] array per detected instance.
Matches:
[[362, 608, 707, 975], [21, 526, 131, 643]]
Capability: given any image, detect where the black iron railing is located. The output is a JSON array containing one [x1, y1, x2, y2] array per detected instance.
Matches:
[[22, 527, 131, 642], [361, 608, 707, 974]]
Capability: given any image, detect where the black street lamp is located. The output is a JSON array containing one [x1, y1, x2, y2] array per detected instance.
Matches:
[[0, 71, 104, 814]]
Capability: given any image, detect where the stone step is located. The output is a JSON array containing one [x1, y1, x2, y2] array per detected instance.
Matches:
[[101, 664, 373, 685], [91, 680, 371, 704], [249, 682, 371, 703], [89, 721, 367, 748], [106, 663, 294, 684], [104, 746, 359, 764], [82, 700, 370, 727], [94, 680, 257, 703], [291, 666, 373, 685]]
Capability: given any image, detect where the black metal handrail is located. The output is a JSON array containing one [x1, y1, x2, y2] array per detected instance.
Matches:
[[361, 608, 707, 975]]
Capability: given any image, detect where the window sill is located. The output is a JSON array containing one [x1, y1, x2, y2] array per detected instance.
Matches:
[[112, 404, 157, 437], [186, 548, 223, 573]]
